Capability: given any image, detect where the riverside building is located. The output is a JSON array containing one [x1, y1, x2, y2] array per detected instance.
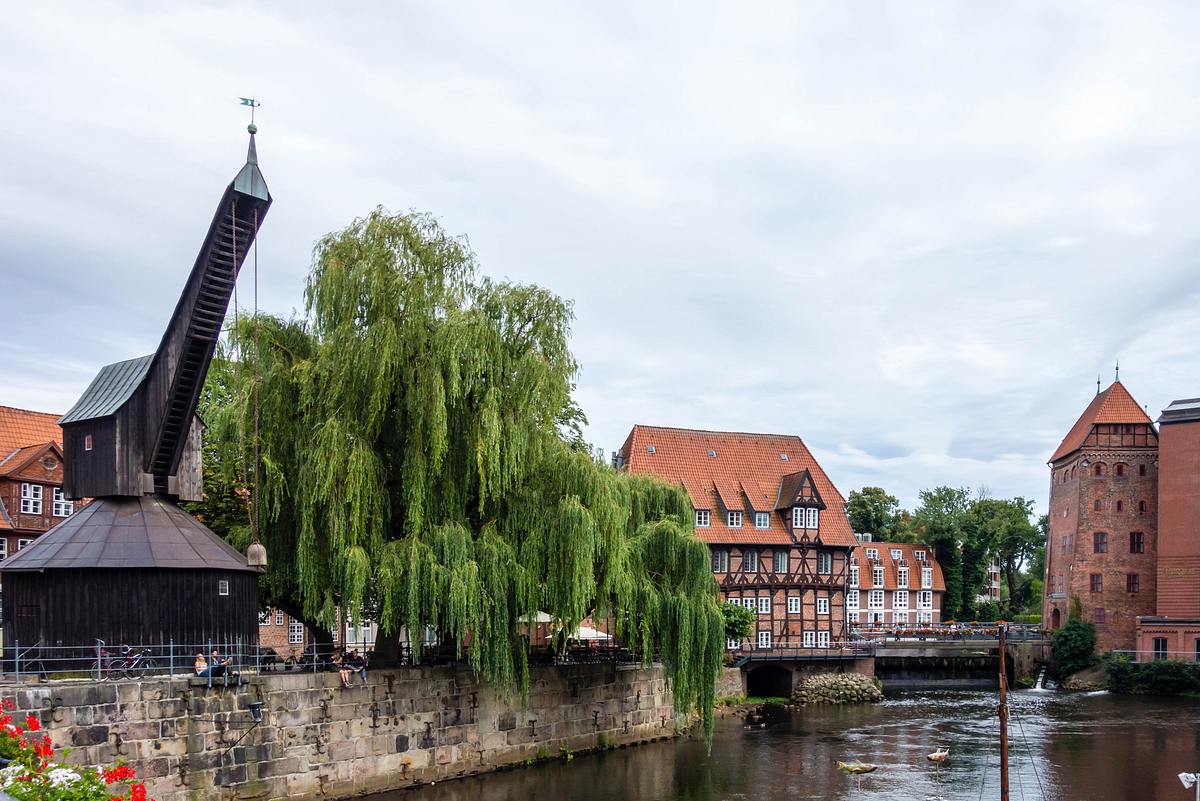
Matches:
[[616, 426, 856, 651]]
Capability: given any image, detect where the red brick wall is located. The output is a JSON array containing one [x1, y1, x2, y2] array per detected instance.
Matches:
[[1156, 419, 1200, 617], [1045, 448, 1157, 652]]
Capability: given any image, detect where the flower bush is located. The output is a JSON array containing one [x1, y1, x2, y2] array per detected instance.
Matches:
[[0, 699, 154, 801]]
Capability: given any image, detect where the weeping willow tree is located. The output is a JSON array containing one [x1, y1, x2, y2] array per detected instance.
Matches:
[[202, 209, 723, 734]]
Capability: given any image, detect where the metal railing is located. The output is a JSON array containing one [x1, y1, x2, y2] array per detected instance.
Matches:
[[1110, 649, 1200, 663], [730, 641, 876, 663], [0, 638, 651, 685]]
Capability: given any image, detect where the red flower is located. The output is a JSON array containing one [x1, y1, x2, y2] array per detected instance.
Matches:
[[23, 714, 39, 732], [2, 699, 13, 710], [131, 781, 147, 801], [104, 765, 137, 784]]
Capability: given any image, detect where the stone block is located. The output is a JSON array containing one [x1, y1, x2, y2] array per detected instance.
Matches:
[[71, 725, 109, 746]]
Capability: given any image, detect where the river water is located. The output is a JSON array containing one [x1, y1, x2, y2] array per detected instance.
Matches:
[[383, 690, 1200, 801]]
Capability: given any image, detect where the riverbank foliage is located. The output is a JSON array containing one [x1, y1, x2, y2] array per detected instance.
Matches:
[[1105, 654, 1200, 696], [196, 209, 724, 735], [1051, 609, 1097, 677]]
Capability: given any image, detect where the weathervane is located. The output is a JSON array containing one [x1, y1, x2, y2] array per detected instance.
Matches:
[[1115, 359, 1120, 382], [239, 97, 261, 130]]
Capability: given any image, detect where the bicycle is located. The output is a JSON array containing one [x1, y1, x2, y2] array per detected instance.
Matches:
[[91, 646, 158, 680]]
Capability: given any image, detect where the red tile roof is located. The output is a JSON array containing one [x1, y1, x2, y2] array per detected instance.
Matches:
[[0, 406, 63, 466], [850, 541, 946, 591], [0, 497, 12, 531], [1049, 381, 1152, 463], [618, 425, 856, 547]]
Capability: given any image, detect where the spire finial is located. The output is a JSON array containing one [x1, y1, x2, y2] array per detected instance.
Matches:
[[1115, 359, 1120, 382], [1097, 374, 1101, 395]]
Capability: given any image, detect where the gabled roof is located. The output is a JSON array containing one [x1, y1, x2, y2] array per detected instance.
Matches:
[[0, 406, 63, 458], [850, 541, 946, 592], [59, 354, 154, 425], [0, 495, 256, 572], [618, 425, 856, 547], [1050, 381, 1153, 463], [0, 442, 62, 479]]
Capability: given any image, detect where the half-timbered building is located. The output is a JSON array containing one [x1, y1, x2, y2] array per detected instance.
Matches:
[[0, 406, 77, 560], [617, 426, 857, 651]]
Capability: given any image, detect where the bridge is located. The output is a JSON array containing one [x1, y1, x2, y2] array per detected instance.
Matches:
[[731, 629, 1051, 696]]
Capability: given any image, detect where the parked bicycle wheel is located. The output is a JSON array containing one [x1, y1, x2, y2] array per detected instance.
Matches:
[[138, 658, 159, 678], [89, 660, 112, 681], [283, 655, 299, 670]]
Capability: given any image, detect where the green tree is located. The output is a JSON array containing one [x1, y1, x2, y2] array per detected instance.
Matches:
[[914, 486, 971, 619], [1052, 609, 1097, 676], [200, 209, 724, 734], [720, 602, 755, 643], [846, 487, 899, 537]]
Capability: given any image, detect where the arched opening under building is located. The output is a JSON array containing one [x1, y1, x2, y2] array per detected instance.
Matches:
[[746, 664, 793, 699], [1051, 608, 1061, 629]]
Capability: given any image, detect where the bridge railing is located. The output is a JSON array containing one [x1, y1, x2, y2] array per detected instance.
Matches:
[[729, 642, 875, 662], [1110, 649, 1200, 663]]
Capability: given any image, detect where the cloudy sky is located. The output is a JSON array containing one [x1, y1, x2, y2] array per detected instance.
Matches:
[[3, 2, 1199, 513]]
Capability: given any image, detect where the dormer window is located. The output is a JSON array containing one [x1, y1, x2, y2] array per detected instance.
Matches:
[[807, 508, 819, 529], [865, 548, 878, 560], [792, 507, 803, 527], [922, 567, 933, 588], [727, 510, 743, 528], [890, 549, 902, 560], [695, 510, 711, 528], [19, 484, 42, 515], [754, 511, 769, 529], [915, 550, 926, 562]]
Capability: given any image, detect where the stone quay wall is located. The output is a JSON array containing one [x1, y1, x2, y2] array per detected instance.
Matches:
[[1, 663, 680, 801]]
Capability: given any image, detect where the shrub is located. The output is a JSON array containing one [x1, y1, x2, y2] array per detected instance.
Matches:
[[1051, 617, 1097, 677], [721, 602, 755, 643], [1104, 654, 1200, 695]]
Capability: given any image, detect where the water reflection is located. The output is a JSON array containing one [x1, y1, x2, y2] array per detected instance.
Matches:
[[377, 690, 1200, 801]]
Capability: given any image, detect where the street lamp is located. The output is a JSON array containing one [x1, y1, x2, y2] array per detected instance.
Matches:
[[1180, 772, 1198, 801]]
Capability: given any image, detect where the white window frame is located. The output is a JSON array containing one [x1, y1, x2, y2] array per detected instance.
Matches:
[[865, 547, 878, 560], [847, 590, 859, 610], [894, 611, 909, 624], [275, 610, 285, 626], [890, 548, 902, 560], [869, 611, 885, 625], [19, 484, 42, 515], [897, 567, 909, 588], [868, 589, 885, 610], [806, 507, 819, 529], [17, 538, 33, 551], [288, 620, 304, 644], [818, 551, 832, 574], [0, 539, 7, 560], [51, 488, 73, 517], [757, 596, 771, 614], [695, 509, 710, 528], [848, 611, 860, 624], [787, 596, 801, 614], [893, 590, 909, 610], [757, 630, 771, 649], [754, 511, 770, 529], [918, 590, 933, 609], [218, 579, 230, 596], [917, 611, 932, 625], [743, 550, 759, 573], [712, 549, 729, 573], [773, 550, 788, 574], [873, 566, 884, 587], [915, 550, 926, 562], [727, 510, 743, 528], [258, 611, 272, 626], [803, 630, 815, 648], [849, 565, 859, 587], [817, 597, 829, 615], [817, 631, 830, 648], [791, 507, 803, 527], [727, 638, 740, 650], [922, 567, 933, 588]]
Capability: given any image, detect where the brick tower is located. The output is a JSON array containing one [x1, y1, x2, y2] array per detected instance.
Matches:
[[1044, 380, 1158, 652]]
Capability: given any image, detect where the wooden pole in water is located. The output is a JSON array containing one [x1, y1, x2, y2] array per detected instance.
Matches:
[[999, 624, 1010, 801]]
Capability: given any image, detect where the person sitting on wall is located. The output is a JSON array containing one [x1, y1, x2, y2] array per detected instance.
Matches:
[[334, 651, 352, 689], [209, 649, 235, 678], [347, 649, 367, 685], [194, 652, 222, 678]]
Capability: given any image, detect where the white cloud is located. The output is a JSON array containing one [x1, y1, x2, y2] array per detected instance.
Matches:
[[2, 1, 1200, 513]]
